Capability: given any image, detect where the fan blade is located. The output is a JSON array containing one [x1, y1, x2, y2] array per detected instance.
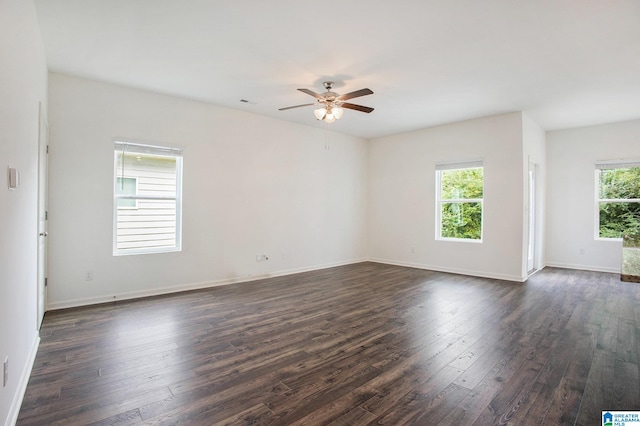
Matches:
[[341, 102, 374, 113], [337, 88, 373, 101], [298, 88, 322, 99], [279, 103, 316, 111]]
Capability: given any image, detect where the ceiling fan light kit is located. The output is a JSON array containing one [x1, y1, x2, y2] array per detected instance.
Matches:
[[314, 105, 343, 123], [280, 81, 374, 124]]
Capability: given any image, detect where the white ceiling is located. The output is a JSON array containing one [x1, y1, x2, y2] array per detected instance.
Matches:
[[34, 0, 640, 139]]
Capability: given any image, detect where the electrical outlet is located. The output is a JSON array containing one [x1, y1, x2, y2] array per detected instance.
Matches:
[[85, 271, 93, 281], [3, 356, 8, 387], [255, 254, 269, 262]]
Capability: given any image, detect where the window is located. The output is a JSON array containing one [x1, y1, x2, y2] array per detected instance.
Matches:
[[595, 160, 640, 239], [114, 141, 183, 255], [436, 161, 484, 241]]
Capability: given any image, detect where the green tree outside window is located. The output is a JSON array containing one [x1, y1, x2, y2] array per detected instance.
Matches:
[[438, 166, 483, 240], [597, 166, 640, 238]]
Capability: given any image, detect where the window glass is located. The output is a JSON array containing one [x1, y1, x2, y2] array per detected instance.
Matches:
[[441, 201, 483, 239], [437, 164, 483, 241], [116, 177, 137, 208], [440, 167, 484, 200]]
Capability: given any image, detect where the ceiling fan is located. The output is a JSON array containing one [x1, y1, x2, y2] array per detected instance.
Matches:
[[279, 81, 374, 123]]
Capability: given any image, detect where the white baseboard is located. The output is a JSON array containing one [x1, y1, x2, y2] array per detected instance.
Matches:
[[368, 258, 527, 282], [47, 258, 369, 311], [544, 262, 620, 274], [50, 257, 620, 311], [5, 333, 40, 426]]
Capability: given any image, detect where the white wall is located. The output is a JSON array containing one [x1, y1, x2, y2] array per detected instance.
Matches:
[[546, 119, 640, 272], [522, 113, 546, 275], [368, 112, 526, 281], [47, 73, 368, 308], [0, 0, 48, 424]]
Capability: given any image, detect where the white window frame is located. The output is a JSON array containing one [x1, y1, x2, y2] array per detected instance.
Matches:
[[113, 140, 183, 256], [435, 160, 484, 243], [594, 159, 640, 241]]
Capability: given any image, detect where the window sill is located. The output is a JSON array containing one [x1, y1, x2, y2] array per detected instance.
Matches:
[[113, 247, 182, 256], [594, 237, 623, 242], [436, 238, 483, 243]]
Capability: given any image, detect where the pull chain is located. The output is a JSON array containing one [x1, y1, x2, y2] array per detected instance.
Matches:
[[121, 144, 125, 189]]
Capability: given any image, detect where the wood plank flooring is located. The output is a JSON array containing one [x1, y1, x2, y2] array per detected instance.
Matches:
[[17, 262, 640, 425]]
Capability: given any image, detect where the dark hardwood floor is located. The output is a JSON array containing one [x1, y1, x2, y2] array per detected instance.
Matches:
[[17, 262, 640, 425]]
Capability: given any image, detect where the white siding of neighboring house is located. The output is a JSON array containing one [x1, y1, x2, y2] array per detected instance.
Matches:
[[115, 152, 178, 251]]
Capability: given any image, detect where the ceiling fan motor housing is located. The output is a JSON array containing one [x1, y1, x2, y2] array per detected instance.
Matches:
[[321, 82, 339, 102]]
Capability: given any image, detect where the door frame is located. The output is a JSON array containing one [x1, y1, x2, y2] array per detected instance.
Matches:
[[527, 161, 537, 274], [37, 102, 49, 329]]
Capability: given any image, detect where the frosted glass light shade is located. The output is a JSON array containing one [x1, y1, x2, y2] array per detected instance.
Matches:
[[314, 105, 343, 123]]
